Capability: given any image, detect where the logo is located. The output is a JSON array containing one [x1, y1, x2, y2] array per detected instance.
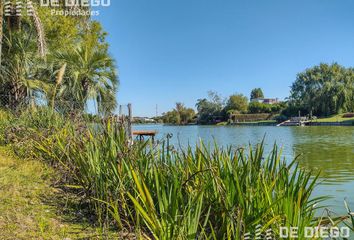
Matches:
[[242, 225, 351, 239], [40, 0, 111, 7], [3, 0, 111, 17], [4, 1, 34, 17], [280, 226, 350, 239], [243, 225, 274, 240]]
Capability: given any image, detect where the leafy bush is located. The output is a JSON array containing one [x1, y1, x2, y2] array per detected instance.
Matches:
[[1, 108, 68, 157], [0, 109, 13, 144], [248, 102, 285, 114], [274, 114, 288, 123], [248, 102, 272, 113]]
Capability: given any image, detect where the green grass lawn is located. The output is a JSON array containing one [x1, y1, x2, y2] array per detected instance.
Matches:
[[0, 147, 126, 240], [313, 113, 354, 123]]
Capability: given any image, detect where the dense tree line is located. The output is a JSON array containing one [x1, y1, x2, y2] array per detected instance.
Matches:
[[163, 62, 354, 125], [289, 63, 354, 117], [0, 1, 118, 115], [162, 89, 285, 124]]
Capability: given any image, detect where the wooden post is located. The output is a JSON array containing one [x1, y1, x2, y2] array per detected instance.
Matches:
[[127, 103, 132, 141], [119, 105, 122, 116]]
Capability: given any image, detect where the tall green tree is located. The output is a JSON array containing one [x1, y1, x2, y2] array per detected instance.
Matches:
[[0, 14, 48, 108], [196, 92, 224, 124], [224, 94, 248, 114], [0, 1, 48, 107], [162, 103, 195, 125], [290, 63, 354, 116], [54, 24, 118, 114], [250, 88, 264, 100]]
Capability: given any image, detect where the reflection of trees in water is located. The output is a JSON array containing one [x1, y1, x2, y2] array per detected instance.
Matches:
[[291, 127, 354, 183]]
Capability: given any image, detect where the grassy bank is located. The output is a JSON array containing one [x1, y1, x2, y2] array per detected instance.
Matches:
[[313, 114, 354, 124], [0, 147, 124, 239]]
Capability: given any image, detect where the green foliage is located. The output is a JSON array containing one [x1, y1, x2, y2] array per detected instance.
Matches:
[[250, 88, 264, 100], [2, 107, 66, 157], [248, 102, 284, 114], [0, 108, 331, 239], [0, 4, 118, 115], [248, 102, 272, 113], [0, 21, 46, 107], [274, 114, 288, 123], [0, 109, 13, 144], [224, 93, 248, 114], [290, 63, 354, 117], [162, 103, 195, 125], [196, 92, 224, 124], [0, 109, 320, 238]]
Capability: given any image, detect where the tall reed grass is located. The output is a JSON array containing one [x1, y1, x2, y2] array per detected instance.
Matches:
[[27, 116, 325, 239], [1, 108, 341, 238]]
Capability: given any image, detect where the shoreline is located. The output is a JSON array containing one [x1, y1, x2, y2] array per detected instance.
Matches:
[[134, 122, 354, 127]]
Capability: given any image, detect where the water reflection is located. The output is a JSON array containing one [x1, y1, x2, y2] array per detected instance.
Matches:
[[290, 127, 354, 183]]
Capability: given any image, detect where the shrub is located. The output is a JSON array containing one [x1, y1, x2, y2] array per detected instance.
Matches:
[[248, 102, 271, 113], [274, 114, 288, 123], [0, 109, 13, 144]]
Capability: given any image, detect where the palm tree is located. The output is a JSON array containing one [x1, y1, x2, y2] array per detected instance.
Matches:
[[0, 25, 47, 108], [0, 0, 47, 109], [55, 38, 119, 115], [0, 1, 46, 57]]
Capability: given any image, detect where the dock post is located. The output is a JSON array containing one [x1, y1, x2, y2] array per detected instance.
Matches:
[[127, 103, 133, 142]]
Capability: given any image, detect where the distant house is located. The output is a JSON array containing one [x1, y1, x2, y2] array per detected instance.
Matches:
[[251, 98, 279, 105]]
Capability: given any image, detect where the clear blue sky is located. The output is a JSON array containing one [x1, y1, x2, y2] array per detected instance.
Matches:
[[95, 0, 354, 117]]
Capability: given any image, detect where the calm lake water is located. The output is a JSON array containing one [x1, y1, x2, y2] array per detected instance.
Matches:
[[133, 124, 354, 214]]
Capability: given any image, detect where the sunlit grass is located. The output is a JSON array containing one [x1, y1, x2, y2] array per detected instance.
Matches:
[[313, 113, 354, 123]]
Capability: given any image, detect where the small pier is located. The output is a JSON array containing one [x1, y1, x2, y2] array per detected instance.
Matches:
[[132, 130, 157, 142], [277, 117, 310, 127]]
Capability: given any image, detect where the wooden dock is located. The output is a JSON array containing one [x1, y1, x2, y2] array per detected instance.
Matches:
[[277, 117, 310, 126], [132, 130, 157, 141]]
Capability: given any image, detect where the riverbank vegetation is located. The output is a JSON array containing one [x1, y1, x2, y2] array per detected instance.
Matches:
[[1, 2, 354, 239], [0, 107, 327, 239]]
